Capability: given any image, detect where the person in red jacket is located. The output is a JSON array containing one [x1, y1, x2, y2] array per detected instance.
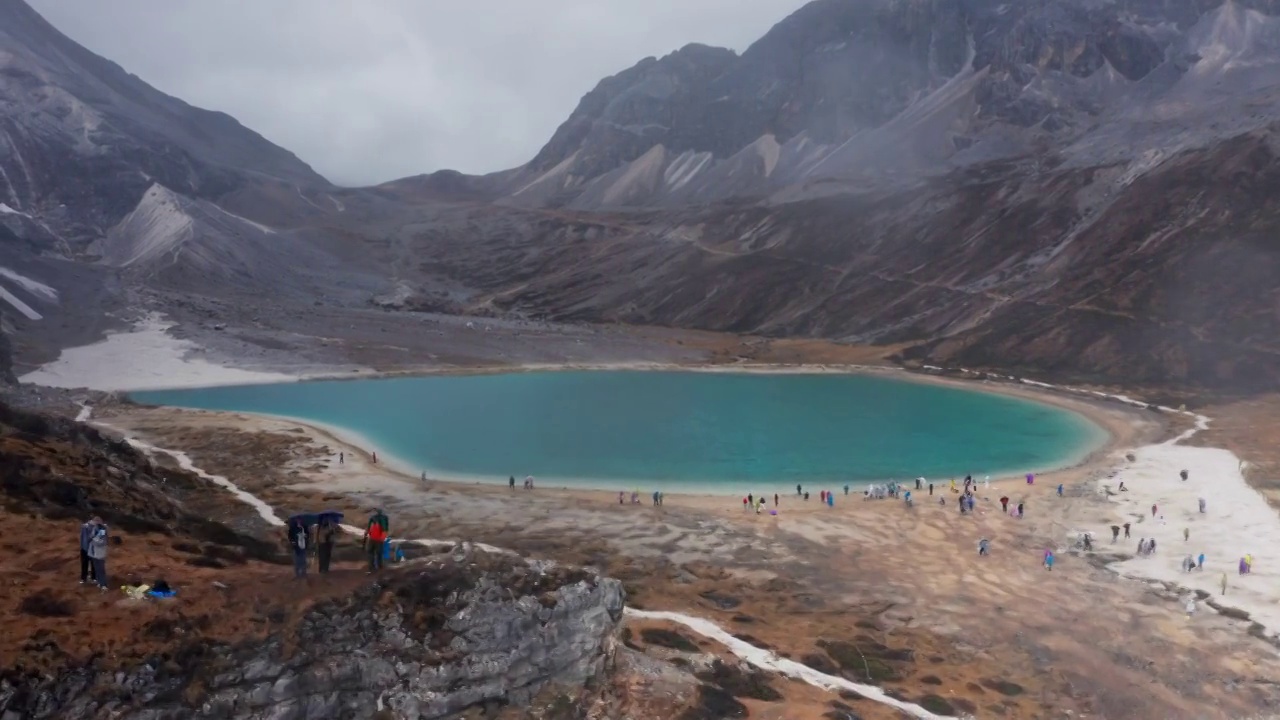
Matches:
[[364, 509, 389, 574]]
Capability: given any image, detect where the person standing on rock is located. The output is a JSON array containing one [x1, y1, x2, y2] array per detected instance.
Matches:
[[79, 517, 98, 585], [317, 518, 338, 574], [288, 517, 309, 579], [1123, 522, 1131, 539], [86, 517, 108, 591], [364, 509, 389, 574]]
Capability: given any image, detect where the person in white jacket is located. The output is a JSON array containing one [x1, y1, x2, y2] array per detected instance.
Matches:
[[86, 518, 108, 591]]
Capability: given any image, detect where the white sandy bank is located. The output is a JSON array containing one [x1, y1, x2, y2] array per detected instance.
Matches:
[[20, 314, 296, 391], [1095, 426, 1280, 636]]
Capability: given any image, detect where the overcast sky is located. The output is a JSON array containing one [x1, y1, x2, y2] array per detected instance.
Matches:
[[28, 0, 807, 186]]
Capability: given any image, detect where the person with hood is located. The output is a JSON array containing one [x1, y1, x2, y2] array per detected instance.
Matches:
[[978, 538, 990, 556], [86, 517, 108, 591], [79, 517, 98, 585], [287, 517, 309, 578], [364, 509, 390, 573], [316, 518, 339, 574]]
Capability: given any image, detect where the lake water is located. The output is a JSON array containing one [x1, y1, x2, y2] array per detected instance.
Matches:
[[131, 371, 1107, 492]]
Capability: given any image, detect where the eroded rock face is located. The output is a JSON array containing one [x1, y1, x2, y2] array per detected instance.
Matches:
[[1, 553, 625, 720], [0, 327, 14, 385]]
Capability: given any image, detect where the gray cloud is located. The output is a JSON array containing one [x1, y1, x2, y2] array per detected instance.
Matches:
[[27, 0, 808, 186]]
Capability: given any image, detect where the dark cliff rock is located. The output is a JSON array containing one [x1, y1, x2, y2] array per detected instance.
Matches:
[[3, 553, 624, 720], [0, 326, 14, 385]]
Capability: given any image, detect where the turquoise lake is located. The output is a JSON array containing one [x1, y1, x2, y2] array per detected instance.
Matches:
[[131, 371, 1107, 491]]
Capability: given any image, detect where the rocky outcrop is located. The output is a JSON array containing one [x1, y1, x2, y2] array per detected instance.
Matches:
[[2, 552, 624, 720]]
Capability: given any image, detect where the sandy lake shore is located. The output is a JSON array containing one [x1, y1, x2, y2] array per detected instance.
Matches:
[[17, 314, 1280, 718]]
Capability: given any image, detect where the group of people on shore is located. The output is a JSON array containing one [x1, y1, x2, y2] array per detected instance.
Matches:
[[284, 509, 393, 578], [620, 489, 665, 506]]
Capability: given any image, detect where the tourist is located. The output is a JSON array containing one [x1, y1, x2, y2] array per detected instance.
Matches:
[[421, 471, 426, 482], [755, 500, 762, 515], [1184, 528, 1190, 542], [774, 493, 779, 507], [372, 451, 377, 464], [1246, 554, 1254, 574], [1198, 497, 1206, 513], [978, 538, 990, 556], [1221, 573, 1228, 596], [364, 509, 389, 574], [1044, 549, 1055, 571], [904, 491, 912, 507], [509, 476, 516, 490], [78, 517, 97, 585], [339, 451, 344, 464], [1239, 557, 1248, 575], [1119, 481, 1127, 492], [1180, 469, 1188, 481], [928, 483, 934, 496], [749, 493, 755, 507], [796, 484, 802, 497], [999, 496, 1009, 512], [631, 490, 639, 505], [950, 479, 957, 493], [1057, 483, 1063, 497], [658, 491, 664, 506], [619, 491, 625, 505], [1123, 522, 1130, 538], [287, 517, 309, 579], [819, 490, 825, 503], [652, 490, 660, 507], [1151, 503, 1158, 518], [317, 517, 338, 574], [915, 477, 922, 490], [843, 484, 850, 496], [1150, 539, 1157, 554], [86, 517, 109, 591], [1182, 555, 1194, 573], [1110, 525, 1120, 543], [1137, 538, 1146, 555], [827, 492, 834, 508], [743, 497, 749, 511], [1198, 553, 1206, 571], [804, 491, 810, 501], [1017, 502, 1024, 518]]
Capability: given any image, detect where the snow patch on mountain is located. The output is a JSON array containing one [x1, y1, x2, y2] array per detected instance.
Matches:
[[0, 266, 58, 302]]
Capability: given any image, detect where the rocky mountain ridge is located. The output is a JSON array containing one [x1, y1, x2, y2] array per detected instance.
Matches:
[[5, 0, 1280, 393]]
